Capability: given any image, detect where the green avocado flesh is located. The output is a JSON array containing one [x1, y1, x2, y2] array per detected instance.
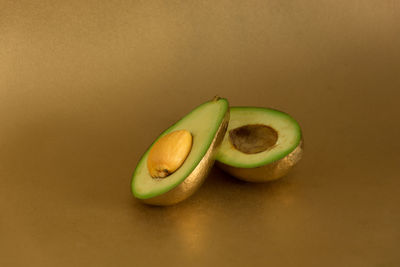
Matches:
[[216, 107, 301, 168], [132, 98, 229, 199]]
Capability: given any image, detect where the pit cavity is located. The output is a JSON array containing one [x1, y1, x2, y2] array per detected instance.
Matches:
[[229, 124, 278, 154]]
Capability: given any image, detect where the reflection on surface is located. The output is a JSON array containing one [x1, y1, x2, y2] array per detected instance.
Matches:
[[173, 205, 208, 254], [133, 197, 211, 256], [132, 167, 301, 258]]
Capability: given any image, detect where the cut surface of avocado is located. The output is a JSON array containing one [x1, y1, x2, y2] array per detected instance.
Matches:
[[132, 98, 229, 200], [216, 107, 302, 168]]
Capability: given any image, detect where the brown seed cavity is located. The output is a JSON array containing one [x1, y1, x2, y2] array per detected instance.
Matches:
[[229, 124, 278, 154]]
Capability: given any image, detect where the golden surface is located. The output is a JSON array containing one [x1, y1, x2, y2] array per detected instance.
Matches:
[[1, 1, 400, 266], [217, 140, 303, 182]]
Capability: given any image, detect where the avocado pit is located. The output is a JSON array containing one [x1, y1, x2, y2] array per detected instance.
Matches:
[[147, 130, 193, 178], [229, 124, 278, 154]]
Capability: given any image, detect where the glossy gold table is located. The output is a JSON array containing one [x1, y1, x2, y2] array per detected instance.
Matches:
[[1, 1, 399, 266]]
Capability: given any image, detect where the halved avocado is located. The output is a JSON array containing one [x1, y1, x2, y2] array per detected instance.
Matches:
[[132, 97, 229, 205], [216, 107, 303, 182]]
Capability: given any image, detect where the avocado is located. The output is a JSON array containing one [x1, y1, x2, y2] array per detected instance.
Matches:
[[131, 97, 229, 205], [215, 107, 303, 182]]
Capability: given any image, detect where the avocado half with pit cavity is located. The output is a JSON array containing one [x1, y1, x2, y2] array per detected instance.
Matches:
[[131, 97, 229, 205], [215, 107, 303, 182]]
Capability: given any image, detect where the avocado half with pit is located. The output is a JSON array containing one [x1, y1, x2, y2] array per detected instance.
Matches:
[[131, 97, 229, 205], [216, 107, 303, 182]]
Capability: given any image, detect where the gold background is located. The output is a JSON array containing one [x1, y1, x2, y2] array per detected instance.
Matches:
[[1, 1, 399, 266]]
